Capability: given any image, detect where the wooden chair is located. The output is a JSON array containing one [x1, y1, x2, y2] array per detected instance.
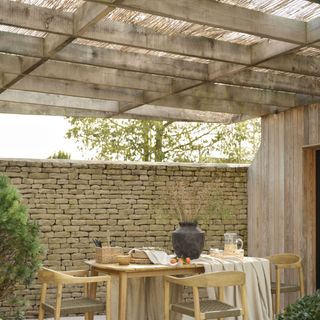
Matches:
[[266, 253, 305, 315], [164, 271, 248, 320], [38, 267, 111, 320]]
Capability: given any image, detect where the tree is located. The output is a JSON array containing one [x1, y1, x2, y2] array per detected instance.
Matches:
[[0, 175, 42, 318], [212, 118, 261, 163], [66, 118, 261, 163], [48, 150, 71, 159]]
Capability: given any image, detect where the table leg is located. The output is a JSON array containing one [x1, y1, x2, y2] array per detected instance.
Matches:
[[87, 268, 98, 320], [119, 272, 128, 320]]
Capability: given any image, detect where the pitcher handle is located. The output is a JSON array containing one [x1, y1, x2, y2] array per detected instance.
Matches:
[[236, 238, 243, 249]]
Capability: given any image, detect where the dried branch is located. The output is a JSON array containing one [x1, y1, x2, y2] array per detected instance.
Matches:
[[163, 180, 227, 223]]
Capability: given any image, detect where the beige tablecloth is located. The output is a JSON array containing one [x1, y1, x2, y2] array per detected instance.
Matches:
[[184, 256, 273, 320], [110, 256, 272, 320]]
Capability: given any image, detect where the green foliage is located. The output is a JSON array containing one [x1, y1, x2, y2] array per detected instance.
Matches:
[[66, 118, 261, 163], [48, 150, 71, 159], [277, 290, 320, 320], [0, 296, 29, 320], [0, 175, 42, 312], [213, 118, 261, 163]]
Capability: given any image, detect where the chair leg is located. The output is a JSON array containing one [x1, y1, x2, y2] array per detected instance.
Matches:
[[38, 283, 47, 320], [106, 279, 111, 320], [85, 282, 90, 320], [192, 287, 201, 320], [164, 280, 170, 320], [217, 287, 224, 320], [54, 284, 63, 320], [275, 268, 281, 315], [299, 266, 305, 297], [241, 284, 248, 320]]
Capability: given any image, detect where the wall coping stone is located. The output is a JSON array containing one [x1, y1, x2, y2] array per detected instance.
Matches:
[[0, 158, 249, 169]]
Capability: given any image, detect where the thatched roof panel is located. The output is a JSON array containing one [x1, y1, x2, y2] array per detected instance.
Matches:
[[11, 0, 83, 12]]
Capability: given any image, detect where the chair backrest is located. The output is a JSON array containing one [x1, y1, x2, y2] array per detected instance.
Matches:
[[166, 271, 245, 288], [267, 253, 302, 269], [164, 271, 248, 320], [38, 267, 112, 320], [38, 267, 89, 285], [266, 253, 304, 315]]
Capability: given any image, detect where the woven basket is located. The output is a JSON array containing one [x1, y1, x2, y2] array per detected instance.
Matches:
[[96, 246, 124, 264], [130, 257, 152, 264], [129, 249, 152, 264]]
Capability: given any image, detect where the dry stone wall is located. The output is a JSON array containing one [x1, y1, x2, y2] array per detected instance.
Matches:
[[0, 159, 248, 317]]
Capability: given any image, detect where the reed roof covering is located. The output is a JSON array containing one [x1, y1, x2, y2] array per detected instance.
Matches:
[[1, 0, 320, 123]]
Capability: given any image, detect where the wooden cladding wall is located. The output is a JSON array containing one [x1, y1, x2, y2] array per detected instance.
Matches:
[[248, 104, 320, 294]]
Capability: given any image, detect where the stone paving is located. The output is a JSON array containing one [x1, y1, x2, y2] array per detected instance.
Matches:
[[35, 317, 106, 320]]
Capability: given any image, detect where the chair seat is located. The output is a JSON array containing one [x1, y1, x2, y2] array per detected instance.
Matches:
[[171, 299, 241, 319], [42, 297, 105, 315], [271, 282, 301, 293]]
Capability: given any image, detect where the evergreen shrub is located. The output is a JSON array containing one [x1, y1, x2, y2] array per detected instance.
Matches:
[[0, 175, 42, 319], [277, 290, 320, 320]]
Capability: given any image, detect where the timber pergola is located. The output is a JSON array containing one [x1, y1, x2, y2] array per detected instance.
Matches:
[[1, 0, 320, 123]]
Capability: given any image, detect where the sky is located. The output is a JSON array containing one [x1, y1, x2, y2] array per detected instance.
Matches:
[[0, 114, 85, 160]]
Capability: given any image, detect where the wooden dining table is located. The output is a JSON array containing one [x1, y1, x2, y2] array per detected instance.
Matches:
[[85, 257, 273, 320], [84, 260, 204, 320]]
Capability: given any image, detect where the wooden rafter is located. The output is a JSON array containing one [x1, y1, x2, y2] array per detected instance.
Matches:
[[87, 0, 306, 43], [0, 0, 320, 122], [0, 1, 114, 94]]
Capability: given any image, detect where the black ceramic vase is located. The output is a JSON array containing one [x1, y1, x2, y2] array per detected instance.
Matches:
[[172, 222, 205, 259]]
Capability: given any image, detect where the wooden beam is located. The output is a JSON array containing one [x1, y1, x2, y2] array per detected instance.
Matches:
[[0, 0, 73, 34], [0, 1, 113, 94], [0, 32, 316, 120], [0, 100, 115, 118], [0, 90, 233, 123], [44, 34, 73, 57], [0, 32, 209, 80], [82, 20, 251, 65], [5, 30, 320, 83], [0, 32, 44, 58], [0, 90, 120, 112], [5, 54, 316, 111], [208, 62, 245, 80], [125, 105, 234, 123], [259, 53, 320, 77], [73, 2, 114, 34], [0, 53, 39, 74], [0, 1, 251, 64], [0, 0, 304, 66], [151, 95, 287, 117], [57, 43, 209, 81], [88, 0, 306, 43], [0, 55, 200, 93], [15, 74, 284, 116], [182, 83, 320, 108], [0, 73, 286, 117], [2, 74, 161, 104], [251, 40, 299, 64], [220, 69, 320, 96], [307, 16, 320, 43], [81, 2, 311, 117], [30, 60, 200, 93]]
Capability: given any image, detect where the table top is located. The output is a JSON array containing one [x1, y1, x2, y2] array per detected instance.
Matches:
[[84, 260, 204, 273], [84, 256, 269, 274]]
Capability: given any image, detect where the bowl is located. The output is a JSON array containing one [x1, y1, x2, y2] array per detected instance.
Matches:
[[117, 255, 131, 265]]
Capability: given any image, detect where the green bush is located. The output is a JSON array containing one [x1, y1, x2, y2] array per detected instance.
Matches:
[[277, 290, 320, 320], [0, 175, 42, 318]]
